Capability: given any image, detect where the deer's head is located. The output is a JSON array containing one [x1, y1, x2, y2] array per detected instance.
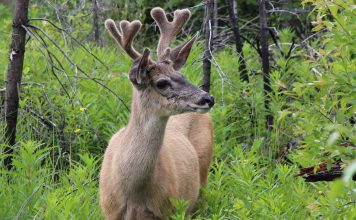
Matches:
[[105, 7, 214, 116]]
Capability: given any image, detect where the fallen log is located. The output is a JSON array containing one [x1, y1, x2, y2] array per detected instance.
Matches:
[[295, 160, 356, 182]]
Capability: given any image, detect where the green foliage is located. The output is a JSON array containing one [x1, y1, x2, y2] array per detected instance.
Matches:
[[289, 0, 356, 166], [202, 142, 355, 219], [1, 0, 356, 219], [1, 141, 355, 219], [0, 142, 102, 219]]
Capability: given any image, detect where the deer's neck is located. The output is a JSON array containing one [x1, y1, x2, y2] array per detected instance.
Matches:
[[121, 88, 168, 193]]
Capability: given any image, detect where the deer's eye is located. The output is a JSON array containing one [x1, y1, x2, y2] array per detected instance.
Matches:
[[156, 80, 171, 90], [162, 60, 172, 65]]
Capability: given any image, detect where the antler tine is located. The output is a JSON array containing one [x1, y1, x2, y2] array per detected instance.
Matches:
[[151, 7, 191, 59], [105, 19, 142, 60]]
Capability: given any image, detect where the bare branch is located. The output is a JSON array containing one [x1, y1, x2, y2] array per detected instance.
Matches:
[[22, 25, 75, 104], [15, 183, 45, 220], [29, 18, 109, 69], [26, 24, 130, 111]]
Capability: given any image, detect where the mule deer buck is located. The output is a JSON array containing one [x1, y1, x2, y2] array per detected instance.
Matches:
[[99, 7, 214, 219]]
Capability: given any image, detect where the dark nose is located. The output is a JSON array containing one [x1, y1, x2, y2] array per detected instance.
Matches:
[[198, 94, 215, 107]]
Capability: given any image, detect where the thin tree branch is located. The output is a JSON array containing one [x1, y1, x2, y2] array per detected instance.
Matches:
[[29, 18, 108, 69], [27, 24, 130, 111], [21, 25, 74, 104], [15, 183, 45, 220]]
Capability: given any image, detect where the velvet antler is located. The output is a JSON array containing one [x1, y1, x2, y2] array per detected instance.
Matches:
[[105, 19, 142, 60], [151, 7, 191, 59], [105, 7, 196, 70]]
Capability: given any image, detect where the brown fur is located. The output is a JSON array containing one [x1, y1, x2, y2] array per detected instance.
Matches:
[[99, 89, 213, 219], [100, 6, 214, 220]]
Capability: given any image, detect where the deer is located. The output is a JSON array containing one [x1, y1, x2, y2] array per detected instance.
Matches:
[[99, 7, 214, 220]]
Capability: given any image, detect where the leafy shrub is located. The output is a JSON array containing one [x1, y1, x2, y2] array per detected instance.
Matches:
[[1, 0, 355, 219]]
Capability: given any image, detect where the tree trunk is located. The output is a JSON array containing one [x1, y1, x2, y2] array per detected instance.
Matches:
[[202, 0, 215, 93], [0, 89, 5, 117], [4, 0, 30, 169], [92, 0, 101, 46], [226, 0, 248, 82], [0, 0, 12, 4], [259, 0, 273, 130], [212, 0, 218, 37]]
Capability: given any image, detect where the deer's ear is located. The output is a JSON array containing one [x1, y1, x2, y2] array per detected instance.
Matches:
[[129, 48, 151, 88], [170, 33, 197, 70]]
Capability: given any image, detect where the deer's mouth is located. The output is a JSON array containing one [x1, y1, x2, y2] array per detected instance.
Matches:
[[195, 107, 210, 113], [188, 103, 212, 113]]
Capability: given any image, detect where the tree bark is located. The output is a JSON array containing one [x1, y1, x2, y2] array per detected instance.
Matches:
[[0, 89, 5, 117], [0, 0, 12, 4], [259, 0, 273, 130], [4, 0, 30, 169], [92, 0, 102, 46], [226, 0, 248, 82], [295, 161, 356, 182], [202, 0, 215, 93], [212, 0, 218, 37]]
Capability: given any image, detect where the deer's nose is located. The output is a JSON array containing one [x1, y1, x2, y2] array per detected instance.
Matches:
[[198, 94, 215, 108], [205, 95, 215, 107]]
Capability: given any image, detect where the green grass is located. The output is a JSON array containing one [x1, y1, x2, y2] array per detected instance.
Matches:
[[1, 139, 355, 219], [1, 1, 356, 219], [1, 44, 355, 219]]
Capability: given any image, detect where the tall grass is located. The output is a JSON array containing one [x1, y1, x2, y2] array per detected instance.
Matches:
[[1, 1, 355, 219]]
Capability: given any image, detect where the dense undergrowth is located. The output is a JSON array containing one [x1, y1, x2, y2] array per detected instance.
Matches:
[[1, 1, 355, 219]]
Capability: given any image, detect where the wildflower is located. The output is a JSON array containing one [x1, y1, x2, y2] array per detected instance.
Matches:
[[74, 128, 81, 133], [80, 107, 86, 112]]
